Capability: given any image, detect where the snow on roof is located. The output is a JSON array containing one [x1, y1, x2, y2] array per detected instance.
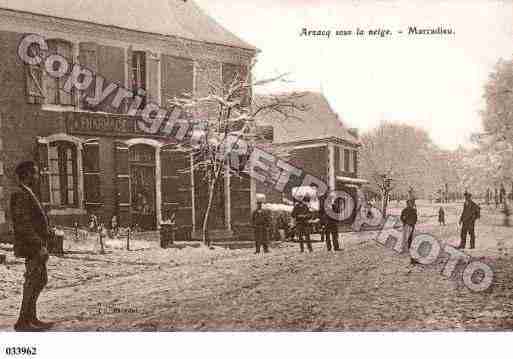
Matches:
[[254, 92, 360, 145], [291, 186, 317, 199], [0, 0, 256, 50]]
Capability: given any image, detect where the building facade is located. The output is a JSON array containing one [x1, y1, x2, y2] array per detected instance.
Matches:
[[0, 0, 257, 241], [255, 92, 366, 224]]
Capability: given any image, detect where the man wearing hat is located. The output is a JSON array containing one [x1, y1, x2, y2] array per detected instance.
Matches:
[[10, 161, 54, 331], [291, 195, 313, 253], [401, 199, 418, 265], [252, 194, 270, 254], [458, 191, 480, 250]]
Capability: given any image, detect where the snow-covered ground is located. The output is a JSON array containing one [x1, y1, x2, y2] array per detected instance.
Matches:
[[0, 201, 512, 331]]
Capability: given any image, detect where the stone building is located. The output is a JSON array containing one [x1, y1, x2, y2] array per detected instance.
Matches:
[[255, 92, 367, 224], [0, 0, 257, 240]]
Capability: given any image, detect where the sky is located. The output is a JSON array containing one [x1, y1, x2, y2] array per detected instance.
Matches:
[[195, 0, 513, 150]]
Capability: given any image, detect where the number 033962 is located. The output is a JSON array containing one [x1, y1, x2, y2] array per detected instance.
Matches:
[[4, 347, 37, 356]]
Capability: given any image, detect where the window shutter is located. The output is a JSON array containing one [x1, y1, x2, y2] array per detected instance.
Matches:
[[146, 51, 160, 105], [161, 55, 193, 101], [230, 172, 251, 226], [79, 42, 98, 110], [127, 46, 133, 90], [125, 46, 134, 113], [344, 149, 350, 173], [83, 140, 102, 209], [239, 65, 250, 107], [161, 145, 192, 236], [56, 40, 73, 106], [338, 147, 343, 172], [36, 140, 50, 205], [114, 141, 131, 227], [353, 150, 358, 174], [161, 145, 179, 222], [25, 64, 45, 104]]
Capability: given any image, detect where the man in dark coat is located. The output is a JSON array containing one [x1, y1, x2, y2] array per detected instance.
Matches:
[[401, 199, 418, 264], [252, 198, 270, 254], [458, 192, 480, 250], [500, 184, 506, 205], [291, 196, 313, 253], [10, 161, 54, 331], [320, 196, 342, 251], [438, 207, 445, 226]]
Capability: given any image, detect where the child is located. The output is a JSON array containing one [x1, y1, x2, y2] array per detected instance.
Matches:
[[438, 207, 445, 226]]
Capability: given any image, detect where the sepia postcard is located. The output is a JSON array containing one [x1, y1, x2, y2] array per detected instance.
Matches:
[[0, 0, 512, 357]]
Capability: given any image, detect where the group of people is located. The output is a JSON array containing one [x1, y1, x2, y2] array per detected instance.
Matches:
[[251, 194, 343, 254], [403, 191, 481, 267], [9, 157, 487, 332], [485, 185, 509, 208]]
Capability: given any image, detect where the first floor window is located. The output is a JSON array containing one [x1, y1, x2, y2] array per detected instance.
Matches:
[[131, 51, 147, 109], [49, 141, 78, 206]]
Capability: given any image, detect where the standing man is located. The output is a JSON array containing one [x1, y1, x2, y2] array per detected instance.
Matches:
[[322, 197, 342, 251], [438, 206, 446, 226], [291, 196, 313, 253], [407, 186, 417, 208], [401, 199, 418, 265], [458, 192, 480, 250], [500, 184, 506, 206], [252, 196, 270, 254], [10, 161, 54, 331]]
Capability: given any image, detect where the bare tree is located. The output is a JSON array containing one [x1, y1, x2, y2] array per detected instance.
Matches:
[[360, 121, 449, 204], [166, 62, 308, 246]]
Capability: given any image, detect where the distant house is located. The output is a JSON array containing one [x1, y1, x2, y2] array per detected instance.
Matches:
[[254, 92, 367, 224]]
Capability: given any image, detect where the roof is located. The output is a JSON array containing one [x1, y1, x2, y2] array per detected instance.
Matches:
[[0, 0, 256, 50], [254, 92, 360, 146]]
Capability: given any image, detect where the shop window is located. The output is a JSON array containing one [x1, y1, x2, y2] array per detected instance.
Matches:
[[43, 39, 73, 106], [48, 141, 78, 206]]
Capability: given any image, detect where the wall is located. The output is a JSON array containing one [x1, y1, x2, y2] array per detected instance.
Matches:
[[256, 145, 328, 204], [0, 30, 67, 239], [334, 145, 359, 179]]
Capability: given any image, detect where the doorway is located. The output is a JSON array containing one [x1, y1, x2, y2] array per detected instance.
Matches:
[[129, 144, 157, 231]]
